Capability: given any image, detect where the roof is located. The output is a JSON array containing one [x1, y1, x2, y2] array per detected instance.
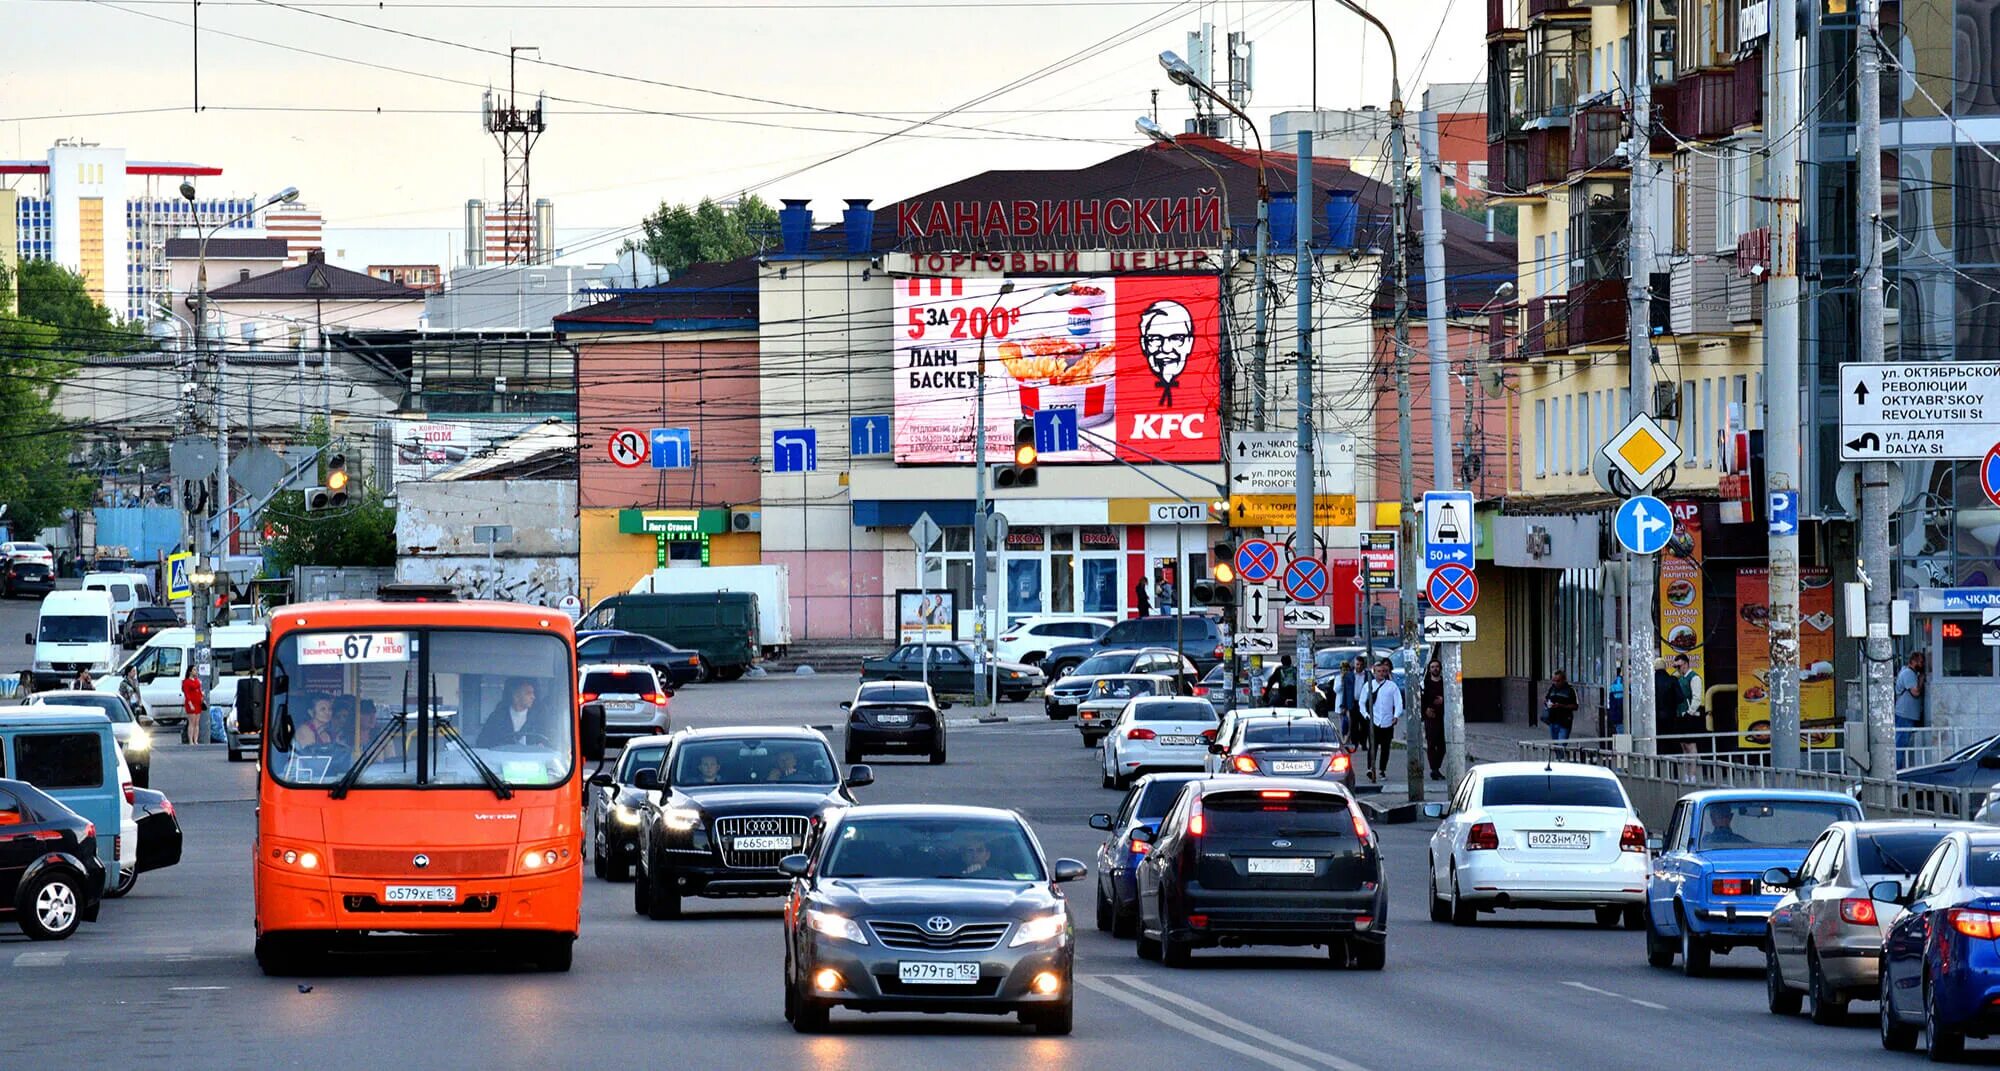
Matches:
[[206, 259, 424, 301], [428, 419, 577, 482], [837, 804, 1024, 820], [1471, 760, 1623, 778], [265, 600, 571, 630], [1188, 773, 1353, 795], [679, 725, 829, 740], [1678, 789, 1865, 804], [0, 707, 114, 728], [163, 237, 290, 260], [554, 256, 761, 332]]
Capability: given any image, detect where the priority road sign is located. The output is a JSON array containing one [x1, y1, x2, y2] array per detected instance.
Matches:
[[1426, 563, 1478, 615], [1613, 494, 1674, 555], [1603, 414, 1682, 490], [1422, 489, 1475, 569], [1282, 557, 1328, 602], [649, 428, 691, 470], [1235, 539, 1280, 584], [772, 429, 817, 473], [608, 428, 649, 468]]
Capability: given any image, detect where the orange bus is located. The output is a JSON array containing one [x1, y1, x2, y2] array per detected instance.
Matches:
[[236, 592, 605, 974]]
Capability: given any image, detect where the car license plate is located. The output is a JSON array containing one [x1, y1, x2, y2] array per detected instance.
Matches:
[[1760, 882, 1787, 896], [897, 961, 980, 984], [607, 701, 635, 712], [875, 714, 911, 725], [1271, 760, 1315, 774], [383, 884, 457, 903], [735, 836, 793, 852], [1246, 857, 1316, 875], [1160, 734, 1202, 745], [1526, 831, 1591, 849]]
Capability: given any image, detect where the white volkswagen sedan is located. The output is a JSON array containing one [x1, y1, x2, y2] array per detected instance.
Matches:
[[1099, 695, 1219, 790], [1422, 761, 1649, 928]]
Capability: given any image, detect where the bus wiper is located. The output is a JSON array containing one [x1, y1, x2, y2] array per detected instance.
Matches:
[[436, 717, 513, 800], [330, 711, 409, 800]]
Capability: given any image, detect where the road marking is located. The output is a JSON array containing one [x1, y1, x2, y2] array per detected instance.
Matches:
[[1560, 980, 1667, 1010], [168, 986, 230, 991], [1079, 976, 1321, 1071], [13, 950, 67, 967], [1107, 975, 1374, 1071]]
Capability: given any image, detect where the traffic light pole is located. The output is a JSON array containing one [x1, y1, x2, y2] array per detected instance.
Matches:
[[1292, 132, 1317, 703]]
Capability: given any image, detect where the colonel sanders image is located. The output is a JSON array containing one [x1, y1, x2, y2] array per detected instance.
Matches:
[[1138, 299, 1194, 407]]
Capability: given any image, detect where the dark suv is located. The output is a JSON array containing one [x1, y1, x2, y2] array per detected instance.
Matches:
[[1042, 615, 1226, 679], [1132, 776, 1385, 968]]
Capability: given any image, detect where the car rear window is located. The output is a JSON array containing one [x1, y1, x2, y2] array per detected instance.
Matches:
[[1857, 830, 1958, 876], [1133, 700, 1216, 723], [1696, 801, 1856, 849], [1967, 845, 2000, 885], [1482, 774, 1628, 809], [1203, 792, 1351, 836], [583, 671, 654, 695], [133, 608, 179, 623], [859, 704, 932, 719], [1095, 678, 1163, 699], [1135, 778, 1194, 819], [1075, 652, 1139, 676], [1244, 721, 1341, 744], [14, 732, 105, 789], [863, 685, 931, 703]]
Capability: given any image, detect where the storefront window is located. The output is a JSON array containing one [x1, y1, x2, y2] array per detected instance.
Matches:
[[1051, 554, 1075, 612], [1081, 559, 1119, 614], [1008, 559, 1044, 616], [1940, 618, 1994, 678]]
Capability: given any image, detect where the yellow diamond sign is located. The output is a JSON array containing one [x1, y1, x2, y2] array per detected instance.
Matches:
[[1602, 413, 1682, 490]]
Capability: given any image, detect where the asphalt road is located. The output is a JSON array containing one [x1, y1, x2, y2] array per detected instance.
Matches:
[[3, 599, 1984, 1069]]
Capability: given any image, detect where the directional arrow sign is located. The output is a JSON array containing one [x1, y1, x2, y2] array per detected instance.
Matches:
[[1840, 361, 2000, 459], [772, 429, 817, 473], [850, 415, 891, 457], [1767, 490, 1798, 536], [1280, 605, 1331, 631], [650, 428, 691, 470], [1238, 584, 1273, 633], [1227, 432, 1357, 496], [1614, 495, 1674, 555]]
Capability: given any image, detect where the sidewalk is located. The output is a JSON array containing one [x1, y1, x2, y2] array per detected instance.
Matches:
[[1355, 718, 1550, 820]]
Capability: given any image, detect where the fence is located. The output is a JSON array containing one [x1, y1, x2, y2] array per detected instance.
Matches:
[[1535, 726, 1977, 777]]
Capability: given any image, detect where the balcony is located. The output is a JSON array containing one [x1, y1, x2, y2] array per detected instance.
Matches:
[[1674, 68, 1738, 143], [1668, 255, 1735, 335], [1731, 50, 1764, 131], [1487, 0, 1522, 36], [1526, 0, 1581, 16], [1524, 126, 1569, 189], [1487, 136, 1530, 197], [1648, 83, 1679, 154], [1521, 296, 1569, 360], [1565, 277, 1628, 348], [1568, 104, 1627, 175], [1488, 307, 1517, 362]]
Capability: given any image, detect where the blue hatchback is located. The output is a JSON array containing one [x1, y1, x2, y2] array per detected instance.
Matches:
[[1090, 773, 1202, 938], [1880, 831, 2000, 1059], [1645, 789, 1862, 975]]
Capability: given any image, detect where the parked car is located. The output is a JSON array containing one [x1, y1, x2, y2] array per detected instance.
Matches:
[[1423, 761, 1649, 928], [1642, 789, 1863, 978], [578, 592, 760, 681], [1764, 819, 1985, 1023], [1090, 773, 1202, 937], [993, 616, 1113, 666], [842, 681, 948, 765], [1204, 710, 1355, 790], [1044, 648, 1196, 720], [0, 542, 55, 569], [118, 606, 181, 649], [1133, 776, 1385, 968], [2, 557, 54, 599], [858, 642, 1043, 702], [127, 785, 183, 894], [1878, 829, 2000, 1058], [578, 664, 673, 744], [0, 778, 105, 940], [1042, 614, 1228, 678], [22, 689, 152, 788], [777, 804, 1083, 1034], [586, 734, 673, 881], [1898, 735, 2000, 809], [1099, 695, 1218, 790], [1075, 674, 1177, 748], [577, 629, 704, 688]]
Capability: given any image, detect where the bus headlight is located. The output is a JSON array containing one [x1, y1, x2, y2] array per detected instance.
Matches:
[[273, 847, 320, 871], [519, 847, 567, 872]]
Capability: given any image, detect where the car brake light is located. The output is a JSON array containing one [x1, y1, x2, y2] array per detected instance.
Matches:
[[1841, 898, 1879, 926], [82, 822, 94, 840], [1188, 914, 1209, 928], [580, 693, 600, 703], [1466, 822, 1499, 851], [1349, 802, 1372, 842], [1188, 813, 1204, 837], [1259, 790, 1292, 799], [643, 693, 669, 704], [1201, 729, 1217, 741], [1232, 755, 1259, 773], [162, 798, 175, 818], [1330, 754, 1351, 773], [1192, 686, 1209, 697], [1620, 824, 1647, 853], [1126, 727, 1157, 741], [124, 781, 135, 804], [1130, 838, 1150, 856], [1951, 908, 2000, 938], [1711, 878, 1748, 897]]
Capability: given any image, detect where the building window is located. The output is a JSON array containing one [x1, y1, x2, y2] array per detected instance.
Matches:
[[1680, 381, 1698, 463], [1534, 398, 1548, 477], [1527, 22, 1590, 121], [1577, 391, 1592, 474], [1699, 378, 1713, 466], [1534, 235, 1548, 297], [1941, 619, 1995, 678], [1568, 182, 1630, 286], [1752, 373, 1764, 428]]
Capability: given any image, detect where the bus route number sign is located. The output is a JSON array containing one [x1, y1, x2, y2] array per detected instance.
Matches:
[[299, 632, 412, 664]]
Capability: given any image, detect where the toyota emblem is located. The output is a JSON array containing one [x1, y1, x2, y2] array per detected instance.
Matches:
[[924, 915, 954, 934], [1554, 816, 1565, 827], [413, 854, 431, 869]]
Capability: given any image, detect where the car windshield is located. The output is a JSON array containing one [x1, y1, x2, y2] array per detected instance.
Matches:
[[861, 684, 932, 704], [266, 628, 575, 790], [1857, 830, 1959, 876], [821, 816, 1043, 881], [671, 738, 836, 787], [1482, 774, 1628, 809], [1696, 801, 1856, 849], [1244, 720, 1341, 744], [1132, 700, 1217, 723], [619, 744, 668, 782], [583, 671, 655, 696], [1134, 778, 1195, 819], [1314, 649, 1361, 671], [1943, 736, 1997, 764], [39, 615, 109, 644], [1074, 652, 1138, 676], [1204, 793, 1350, 836], [30, 695, 132, 723]]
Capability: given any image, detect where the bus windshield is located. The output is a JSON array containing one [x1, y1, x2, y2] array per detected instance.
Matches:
[[266, 628, 574, 790]]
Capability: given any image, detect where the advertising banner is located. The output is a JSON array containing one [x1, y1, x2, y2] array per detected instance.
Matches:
[[1658, 501, 1705, 680], [1734, 567, 1837, 749], [392, 419, 541, 486], [897, 588, 956, 645], [892, 275, 1222, 464]]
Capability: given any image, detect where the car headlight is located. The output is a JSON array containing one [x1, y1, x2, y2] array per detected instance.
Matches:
[[806, 908, 869, 945], [1009, 912, 1069, 947], [613, 803, 643, 826], [127, 728, 150, 752], [661, 806, 701, 832], [1008, 670, 1023, 679]]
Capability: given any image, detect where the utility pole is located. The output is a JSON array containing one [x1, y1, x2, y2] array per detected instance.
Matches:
[[1253, 165, 1271, 431], [1857, 0, 1895, 775], [1420, 112, 1464, 786], [1294, 133, 1317, 694], [1765, 0, 1804, 769], [972, 285, 1015, 716], [1388, 90, 1423, 801], [1624, 0, 1658, 753]]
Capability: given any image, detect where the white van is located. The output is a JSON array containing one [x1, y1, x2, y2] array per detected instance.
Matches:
[[28, 589, 118, 690], [115, 624, 267, 726], [81, 571, 149, 631]]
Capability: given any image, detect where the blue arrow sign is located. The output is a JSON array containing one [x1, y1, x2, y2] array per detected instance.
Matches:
[[1767, 490, 1797, 537], [773, 428, 817, 473], [1033, 408, 1079, 454], [850, 415, 891, 457], [649, 428, 691, 470], [1613, 494, 1673, 555], [1421, 489, 1475, 569]]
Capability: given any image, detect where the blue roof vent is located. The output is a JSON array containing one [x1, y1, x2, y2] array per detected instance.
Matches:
[[842, 199, 874, 256], [778, 199, 812, 255], [1326, 190, 1360, 250], [1268, 190, 1297, 248]]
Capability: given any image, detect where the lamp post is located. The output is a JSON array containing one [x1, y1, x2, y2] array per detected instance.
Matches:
[[972, 281, 1015, 715]]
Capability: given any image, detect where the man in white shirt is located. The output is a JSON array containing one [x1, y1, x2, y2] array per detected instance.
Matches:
[[1362, 658, 1403, 783], [477, 678, 545, 747]]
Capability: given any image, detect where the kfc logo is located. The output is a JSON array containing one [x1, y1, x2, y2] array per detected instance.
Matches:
[[1139, 300, 1194, 407]]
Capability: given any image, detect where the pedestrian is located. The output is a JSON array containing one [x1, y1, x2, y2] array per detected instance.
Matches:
[[1606, 666, 1626, 736], [1672, 654, 1705, 756], [1263, 654, 1298, 707], [1343, 656, 1369, 748], [72, 667, 95, 692], [1421, 659, 1445, 780], [1895, 651, 1927, 766], [1362, 657, 1402, 782], [181, 667, 207, 746], [1543, 669, 1578, 742], [1133, 580, 1151, 618], [1653, 663, 1681, 755]]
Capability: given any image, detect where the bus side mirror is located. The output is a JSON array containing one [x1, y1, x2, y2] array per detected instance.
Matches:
[[234, 679, 264, 733], [580, 701, 607, 762]]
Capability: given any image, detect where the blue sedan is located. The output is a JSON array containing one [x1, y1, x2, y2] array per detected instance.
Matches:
[[1880, 830, 2000, 1059], [1089, 773, 1202, 939], [1645, 789, 1862, 976]]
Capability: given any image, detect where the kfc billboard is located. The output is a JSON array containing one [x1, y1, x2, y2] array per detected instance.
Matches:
[[892, 275, 1222, 464]]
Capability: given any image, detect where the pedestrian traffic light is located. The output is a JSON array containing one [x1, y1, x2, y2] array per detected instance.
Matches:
[[995, 418, 1039, 488]]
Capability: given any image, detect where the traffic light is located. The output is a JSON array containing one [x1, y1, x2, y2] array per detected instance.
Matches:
[[1212, 541, 1236, 584], [995, 418, 1038, 488], [325, 453, 350, 507]]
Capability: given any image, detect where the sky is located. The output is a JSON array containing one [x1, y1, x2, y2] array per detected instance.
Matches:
[[3, 0, 1486, 244]]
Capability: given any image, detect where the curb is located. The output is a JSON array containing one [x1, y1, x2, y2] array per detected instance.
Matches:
[[945, 713, 1049, 727]]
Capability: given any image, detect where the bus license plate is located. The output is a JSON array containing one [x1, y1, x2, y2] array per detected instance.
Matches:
[[735, 836, 792, 851], [383, 885, 457, 904], [898, 961, 979, 984]]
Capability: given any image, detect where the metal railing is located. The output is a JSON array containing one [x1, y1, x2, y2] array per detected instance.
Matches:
[[1527, 726, 1978, 777]]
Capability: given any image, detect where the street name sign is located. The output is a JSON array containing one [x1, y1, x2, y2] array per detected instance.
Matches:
[[1840, 361, 2000, 459], [1226, 432, 1357, 495]]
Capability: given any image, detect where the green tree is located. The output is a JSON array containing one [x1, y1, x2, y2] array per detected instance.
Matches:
[[14, 259, 144, 353], [1442, 191, 1517, 237], [626, 195, 780, 275], [258, 421, 395, 572], [0, 313, 94, 535]]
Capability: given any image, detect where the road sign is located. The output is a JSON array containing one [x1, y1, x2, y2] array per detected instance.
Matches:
[[608, 428, 649, 468], [557, 594, 583, 622], [910, 511, 943, 553], [1228, 494, 1356, 529], [1426, 563, 1479, 614], [1602, 414, 1682, 490], [1839, 361, 2000, 459], [1283, 557, 1329, 602], [165, 551, 193, 601], [850, 415, 891, 457], [1238, 584, 1274, 633], [772, 429, 817, 473], [1421, 489, 1475, 569], [1983, 444, 2000, 509], [1226, 432, 1357, 495], [1985, 610, 2000, 647], [1767, 489, 1798, 537], [1234, 633, 1279, 655], [649, 428, 691, 470], [1150, 501, 1208, 525], [1033, 408, 1079, 454], [1613, 494, 1674, 555], [1235, 539, 1280, 584], [1421, 615, 1478, 643], [230, 444, 288, 501], [1280, 605, 1331, 630]]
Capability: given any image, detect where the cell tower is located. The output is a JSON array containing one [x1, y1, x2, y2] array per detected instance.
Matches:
[[482, 46, 547, 266], [1181, 23, 1254, 146]]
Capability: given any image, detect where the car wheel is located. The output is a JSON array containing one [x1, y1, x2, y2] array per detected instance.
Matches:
[[1679, 912, 1711, 977], [791, 981, 830, 1034], [1449, 870, 1476, 927], [929, 745, 946, 765], [1428, 868, 1450, 924], [1136, 911, 1162, 961], [694, 658, 713, 684], [1081, 734, 1095, 749], [1925, 975, 1965, 1060], [107, 867, 136, 898], [632, 856, 652, 915], [1766, 942, 1802, 1014], [1807, 946, 1848, 1025], [1593, 906, 1622, 929], [1645, 911, 1677, 968], [716, 666, 746, 681], [1882, 971, 1918, 1050], [20, 871, 83, 940], [1096, 884, 1114, 932], [645, 865, 682, 921], [226, 746, 244, 763], [1026, 997, 1074, 1036], [1350, 939, 1386, 971], [1158, 898, 1190, 968]]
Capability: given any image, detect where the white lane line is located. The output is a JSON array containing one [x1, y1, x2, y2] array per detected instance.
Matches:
[[1109, 975, 1375, 1071], [168, 986, 230, 991], [13, 951, 67, 967], [1561, 980, 1667, 1011], [1078, 976, 1321, 1071]]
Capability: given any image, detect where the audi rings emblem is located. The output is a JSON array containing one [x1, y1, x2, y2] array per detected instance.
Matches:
[[924, 915, 954, 934], [413, 854, 431, 869]]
